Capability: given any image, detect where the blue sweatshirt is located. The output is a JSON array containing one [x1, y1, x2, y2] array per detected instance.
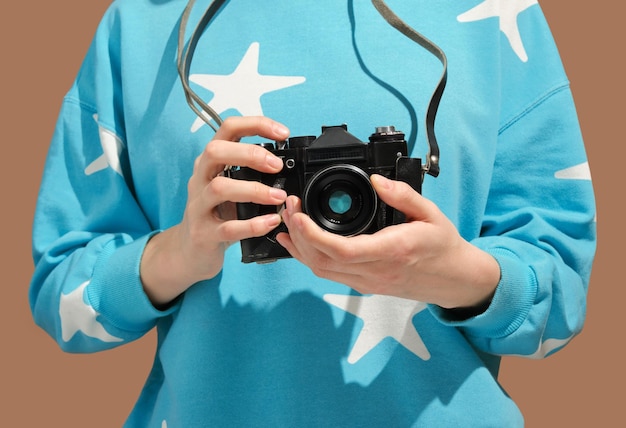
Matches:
[[30, 0, 596, 426]]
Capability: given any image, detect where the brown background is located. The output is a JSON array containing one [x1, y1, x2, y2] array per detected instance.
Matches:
[[2, 1, 622, 426]]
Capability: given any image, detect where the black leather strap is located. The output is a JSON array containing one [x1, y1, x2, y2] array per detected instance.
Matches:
[[371, 0, 445, 178], [177, 0, 225, 131], [177, 0, 446, 177]]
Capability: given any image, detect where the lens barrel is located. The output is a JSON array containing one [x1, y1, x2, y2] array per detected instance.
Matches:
[[302, 164, 377, 236]]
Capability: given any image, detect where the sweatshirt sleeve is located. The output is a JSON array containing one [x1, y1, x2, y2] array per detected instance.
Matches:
[[429, 3, 596, 359], [430, 84, 596, 359], [29, 8, 178, 354]]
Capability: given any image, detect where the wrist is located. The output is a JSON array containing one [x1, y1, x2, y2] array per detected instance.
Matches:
[[437, 243, 500, 312], [140, 226, 195, 307], [456, 246, 499, 311]]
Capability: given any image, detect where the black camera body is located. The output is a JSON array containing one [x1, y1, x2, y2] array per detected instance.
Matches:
[[228, 125, 424, 263]]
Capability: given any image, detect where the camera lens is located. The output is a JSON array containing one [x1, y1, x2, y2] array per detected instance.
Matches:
[[302, 164, 377, 236]]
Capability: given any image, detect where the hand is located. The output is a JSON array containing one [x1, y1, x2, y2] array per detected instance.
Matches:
[[141, 116, 289, 306], [276, 174, 500, 310]]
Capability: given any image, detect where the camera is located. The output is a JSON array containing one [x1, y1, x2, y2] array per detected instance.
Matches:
[[228, 124, 425, 263]]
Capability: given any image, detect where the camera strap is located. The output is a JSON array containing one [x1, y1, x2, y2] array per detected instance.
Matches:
[[177, 0, 226, 132], [178, 0, 446, 177], [370, 0, 445, 178]]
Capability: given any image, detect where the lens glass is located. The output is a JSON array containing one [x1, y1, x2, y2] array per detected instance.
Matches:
[[328, 190, 352, 215]]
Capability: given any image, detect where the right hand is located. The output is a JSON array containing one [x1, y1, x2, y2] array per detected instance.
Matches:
[[140, 116, 289, 306]]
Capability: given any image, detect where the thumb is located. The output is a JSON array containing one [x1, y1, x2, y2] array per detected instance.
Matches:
[[370, 174, 436, 222]]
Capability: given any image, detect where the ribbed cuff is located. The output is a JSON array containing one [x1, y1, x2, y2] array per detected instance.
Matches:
[[429, 247, 537, 339], [86, 232, 179, 333]]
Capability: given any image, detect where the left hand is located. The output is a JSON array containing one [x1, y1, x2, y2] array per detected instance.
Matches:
[[276, 174, 500, 310]]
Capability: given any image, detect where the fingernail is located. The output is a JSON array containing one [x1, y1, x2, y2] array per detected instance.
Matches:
[[371, 174, 391, 189], [273, 123, 290, 139], [269, 187, 287, 201], [266, 154, 284, 170], [266, 214, 282, 228]]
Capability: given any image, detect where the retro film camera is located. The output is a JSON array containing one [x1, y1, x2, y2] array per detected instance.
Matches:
[[176, 1, 447, 263], [229, 125, 427, 263]]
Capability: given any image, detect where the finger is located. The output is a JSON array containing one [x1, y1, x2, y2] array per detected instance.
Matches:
[[275, 232, 301, 259], [196, 116, 290, 181], [276, 228, 374, 289], [370, 174, 438, 222], [286, 204, 417, 265], [216, 214, 283, 243], [285, 210, 372, 264], [205, 176, 287, 207], [213, 116, 290, 143], [197, 140, 285, 182], [282, 193, 362, 263], [215, 116, 289, 141]]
